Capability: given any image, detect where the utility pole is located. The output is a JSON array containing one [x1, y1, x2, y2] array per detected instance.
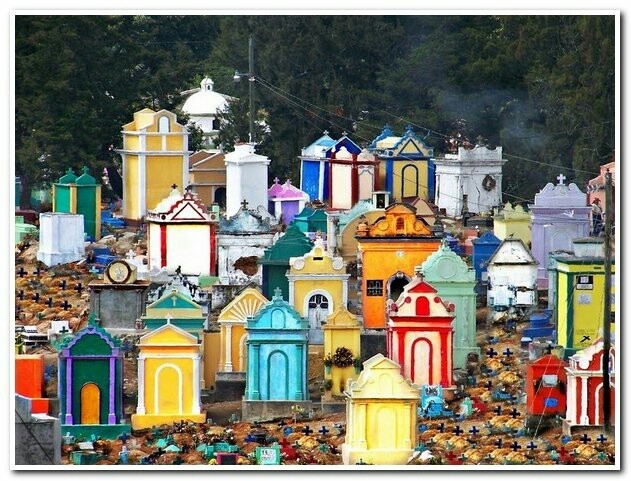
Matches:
[[248, 35, 255, 144], [602, 168, 613, 433]]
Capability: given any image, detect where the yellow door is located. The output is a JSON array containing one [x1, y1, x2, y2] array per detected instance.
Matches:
[[80, 383, 101, 424]]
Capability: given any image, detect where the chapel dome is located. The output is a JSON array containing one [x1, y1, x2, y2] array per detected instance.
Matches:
[[182, 77, 230, 116]]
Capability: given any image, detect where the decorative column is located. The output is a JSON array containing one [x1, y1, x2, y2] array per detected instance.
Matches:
[[65, 355, 73, 424], [251, 344, 260, 400], [137, 355, 146, 415], [580, 375, 589, 425], [192, 355, 201, 414], [224, 324, 233, 372], [295, 344, 303, 400], [357, 402, 367, 450], [108, 356, 117, 424]]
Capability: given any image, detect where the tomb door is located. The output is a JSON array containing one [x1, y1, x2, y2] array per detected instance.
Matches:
[[373, 406, 397, 450], [156, 364, 182, 414], [80, 382, 101, 424], [267, 351, 289, 400], [307, 294, 330, 330]]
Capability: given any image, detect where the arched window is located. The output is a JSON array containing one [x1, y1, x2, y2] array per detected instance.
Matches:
[[158, 116, 170, 133]]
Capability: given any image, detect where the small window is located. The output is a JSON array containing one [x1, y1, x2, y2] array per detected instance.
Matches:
[[158, 116, 170, 133], [542, 374, 558, 387], [367, 280, 383, 296], [396, 217, 405, 231]]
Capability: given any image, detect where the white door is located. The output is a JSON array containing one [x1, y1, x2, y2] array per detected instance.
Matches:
[[307, 294, 329, 344]]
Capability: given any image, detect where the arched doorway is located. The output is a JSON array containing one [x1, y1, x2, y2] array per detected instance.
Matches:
[[214, 187, 226, 208], [80, 383, 101, 424], [387, 272, 411, 302], [306, 293, 331, 343], [155, 364, 182, 415], [267, 351, 289, 400]]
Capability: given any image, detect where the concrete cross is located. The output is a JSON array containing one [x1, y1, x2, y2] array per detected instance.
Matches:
[[273, 177, 280, 184], [323, 130, 329, 136], [557, 173, 566, 185], [273, 287, 283, 299], [241, 199, 249, 210]]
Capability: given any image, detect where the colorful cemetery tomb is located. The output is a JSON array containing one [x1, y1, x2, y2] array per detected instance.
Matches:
[[141, 289, 206, 334], [420, 240, 479, 369], [287, 237, 349, 344], [326, 135, 379, 209], [37, 212, 85, 267], [341, 353, 420, 465], [259, 224, 313, 300], [215, 287, 268, 399], [146, 187, 219, 276], [268, 178, 309, 226], [525, 354, 567, 420], [368, 124, 436, 202], [225, 143, 271, 218], [586, 159, 615, 220], [434, 145, 507, 218], [242, 289, 310, 421], [493, 202, 532, 245], [299, 132, 336, 202], [116, 108, 191, 223], [292, 207, 328, 237], [486, 238, 538, 311], [15, 215, 38, 245], [181, 77, 230, 148], [15, 354, 49, 414], [471, 231, 501, 282], [53, 166, 102, 240], [125, 249, 149, 280], [188, 150, 227, 208], [216, 203, 275, 288], [57, 316, 129, 439], [529, 174, 590, 289], [523, 311, 555, 339], [131, 320, 205, 429], [564, 339, 615, 431], [323, 307, 361, 396], [88, 259, 152, 330], [355, 203, 441, 329], [386, 276, 455, 387], [101, 209, 126, 230], [551, 254, 615, 356]]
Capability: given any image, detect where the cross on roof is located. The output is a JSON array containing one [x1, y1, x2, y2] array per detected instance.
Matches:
[[557, 173, 566, 185], [341, 131, 348, 137], [273, 177, 280, 184], [171, 183, 178, 190], [241, 199, 249, 209], [545, 344, 554, 355], [273, 287, 283, 299], [323, 130, 329, 136], [185, 184, 193, 192]]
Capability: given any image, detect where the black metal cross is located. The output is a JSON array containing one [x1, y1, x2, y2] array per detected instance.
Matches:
[[277, 419, 286, 427], [453, 425, 464, 436], [32, 292, 40, 302], [74, 283, 83, 294], [469, 426, 479, 436], [61, 299, 72, 310], [18, 290, 24, 300], [171, 183, 178, 190], [503, 348, 513, 357], [301, 425, 314, 436], [46, 297, 53, 307], [526, 441, 537, 451], [545, 344, 554, 355], [438, 423, 445, 433], [494, 438, 503, 449], [493, 405, 502, 416], [509, 407, 520, 419], [59, 325, 70, 335], [318, 426, 329, 436], [59, 280, 67, 290], [119, 432, 129, 444], [33, 266, 42, 276], [17, 266, 27, 278], [510, 441, 521, 451], [579, 433, 591, 444], [596, 434, 607, 443], [486, 380, 494, 390], [486, 347, 498, 358]]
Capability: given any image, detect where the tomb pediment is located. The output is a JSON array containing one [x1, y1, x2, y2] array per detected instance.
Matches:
[[218, 287, 268, 324], [345, 354, 419, 399]]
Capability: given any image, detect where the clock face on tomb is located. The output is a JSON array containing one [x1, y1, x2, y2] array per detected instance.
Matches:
[[106, 260, 132, 284]]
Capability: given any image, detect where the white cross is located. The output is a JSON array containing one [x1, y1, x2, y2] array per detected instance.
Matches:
[[557, 173, 566, 185]]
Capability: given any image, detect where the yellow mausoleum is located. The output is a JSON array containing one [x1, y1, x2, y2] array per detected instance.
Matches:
[[323, 307, 361, 396], [131, 321, 205, 429], [217, 287, 268, 373], [342, 354, 420, 465], [117, 108, 191, 222], [493, 202, 532, 245]]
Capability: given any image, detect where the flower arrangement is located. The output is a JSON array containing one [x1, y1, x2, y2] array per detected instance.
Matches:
[[332, 347, 354, 368], [323, 354, 333, 367]]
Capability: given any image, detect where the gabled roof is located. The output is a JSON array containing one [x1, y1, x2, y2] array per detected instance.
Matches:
[[247, 290, 308, 331], [137, 321, 199, 346], [259, 224, 313, 264], [345, 353, 420, 399], [147, 190, 216, 223], [324, 136, 362, 158], [472, 231, 501, 245], [487, 238, 537, 265], [301, 133, 337, 158], [145, 289, 202, 311], [268, 178, 310, 201]]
